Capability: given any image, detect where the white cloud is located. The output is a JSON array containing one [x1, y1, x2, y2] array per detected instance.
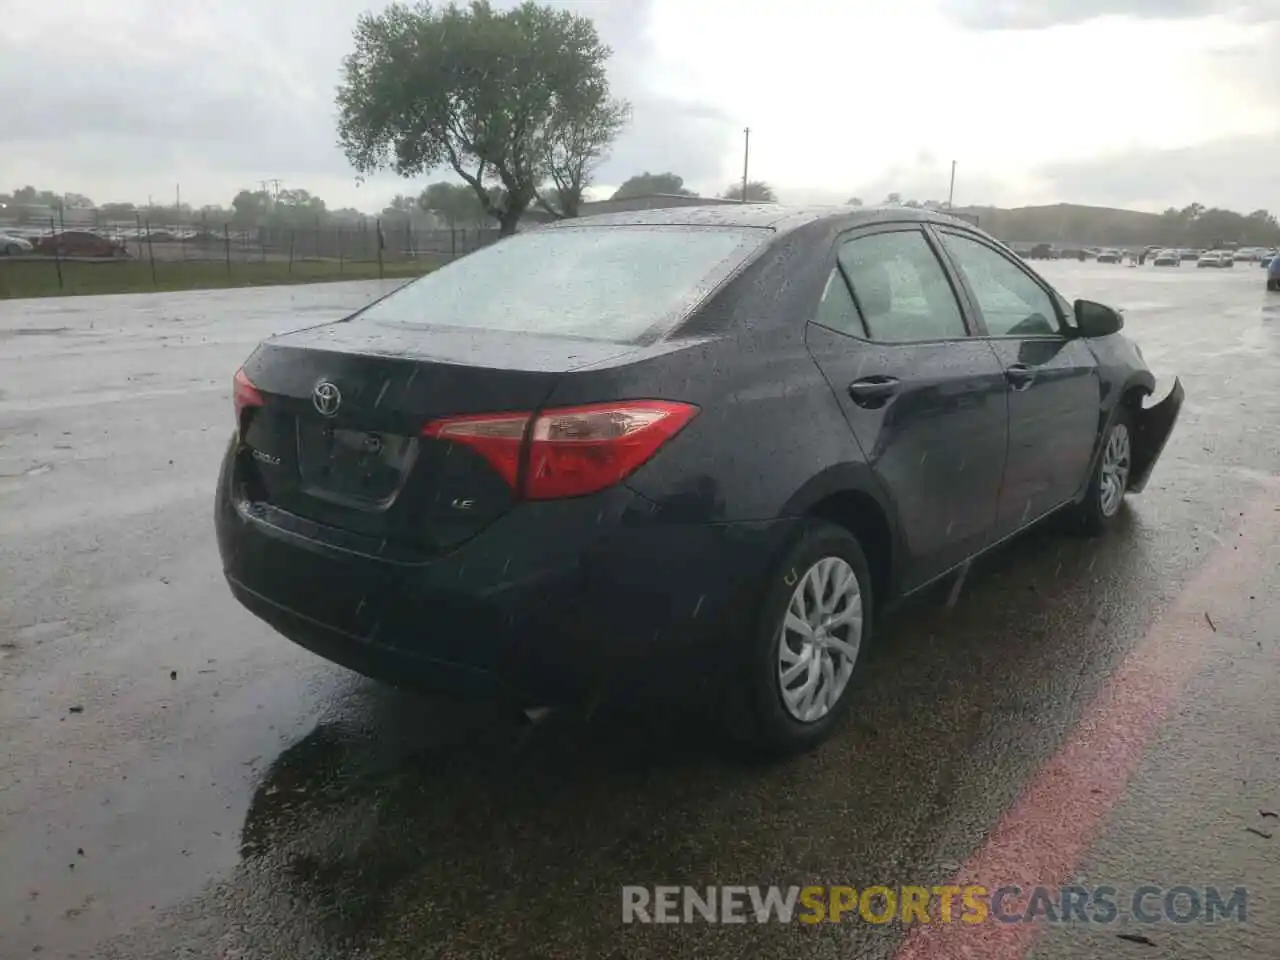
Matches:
[[0, 0, 1276, 213]]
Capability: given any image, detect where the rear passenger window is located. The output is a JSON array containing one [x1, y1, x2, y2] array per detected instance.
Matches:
[[837, 230, 968, 342], [813, 269, 866, 338]]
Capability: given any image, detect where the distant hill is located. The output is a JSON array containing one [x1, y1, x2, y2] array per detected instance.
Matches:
[[949, 202, 1279, 249]]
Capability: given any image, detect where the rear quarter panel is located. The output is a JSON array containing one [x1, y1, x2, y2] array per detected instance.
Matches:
[[537, 221, 877, 524]]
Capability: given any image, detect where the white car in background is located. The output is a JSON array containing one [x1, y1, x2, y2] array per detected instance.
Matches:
[[1152, 249, 1181, 266], [1196, 251, 1233, 268], [1, 230, 34, 255]]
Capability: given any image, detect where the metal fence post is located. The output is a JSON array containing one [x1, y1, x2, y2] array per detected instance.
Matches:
[[337, 227, 344, 273], [50, 216, 64, 291], [223, 223, 232, 279], [376, 218, 384, 279], [288, 230, 296, 274], [145, 221, 157, 286]]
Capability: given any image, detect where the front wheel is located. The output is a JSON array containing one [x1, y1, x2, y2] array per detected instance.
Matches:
[[1075, 406, 1133, 535], [730, 520, 873, 756]]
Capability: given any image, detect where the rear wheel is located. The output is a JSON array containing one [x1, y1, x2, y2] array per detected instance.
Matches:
[[730, 520, 873, 756], [1268, 279, 1280, 292], [1075, 405, 1133, 535], [3, 243, 20, 256]]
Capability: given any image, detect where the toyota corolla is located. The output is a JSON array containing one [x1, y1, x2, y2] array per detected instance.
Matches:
[[215, 205, 1183, 754]]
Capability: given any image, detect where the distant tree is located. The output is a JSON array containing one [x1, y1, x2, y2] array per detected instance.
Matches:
[[845, 196, 863, 206], [610, 172, 697, 201], [884, 192, 902, 205], [535, 91, 630, 218], [337, 0, 629, 235], [722, 180, 777, 202], [275, 189, 327, 224], [11, 186, 61, 206], [379, 194, 419, 221], [231, 189, 271, 225], [420, 182, 487, 227]]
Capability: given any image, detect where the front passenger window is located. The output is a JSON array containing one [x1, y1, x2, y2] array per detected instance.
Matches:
[[938, 232, 1060, 337], [837, 230, 968, 342]]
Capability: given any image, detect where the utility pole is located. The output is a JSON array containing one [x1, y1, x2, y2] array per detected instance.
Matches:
[[947, 160, 957, 209], [741, 128, 751, 203]]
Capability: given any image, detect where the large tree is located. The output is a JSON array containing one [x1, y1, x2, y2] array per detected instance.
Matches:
[[336, 0, 629, 235], [722, 180, 777, 202], [609, 171, 696, 201]]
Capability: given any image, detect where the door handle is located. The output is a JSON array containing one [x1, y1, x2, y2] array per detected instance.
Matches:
[[1005, 364, 1036, 389], [847, 376, 901, 407]]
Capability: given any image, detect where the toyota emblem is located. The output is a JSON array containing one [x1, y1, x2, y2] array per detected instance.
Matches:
[[312, 380, 342, 417]]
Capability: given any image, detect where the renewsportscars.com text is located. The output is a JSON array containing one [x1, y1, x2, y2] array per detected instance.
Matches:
[[621, 885, 1248, 925]]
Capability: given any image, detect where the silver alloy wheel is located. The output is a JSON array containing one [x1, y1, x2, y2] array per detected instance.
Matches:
[[777, 556, 863, 723], [1099, 422, 1131, 518]]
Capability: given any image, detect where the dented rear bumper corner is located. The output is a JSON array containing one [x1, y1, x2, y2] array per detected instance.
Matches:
[[1129, 376, 1184, 494]]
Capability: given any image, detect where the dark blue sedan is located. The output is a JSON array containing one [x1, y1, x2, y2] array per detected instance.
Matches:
[[215, 205, 1183, 754]]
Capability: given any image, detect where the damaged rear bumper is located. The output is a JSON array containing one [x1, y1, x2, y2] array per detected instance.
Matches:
[[1129, 376, 1184, 494]]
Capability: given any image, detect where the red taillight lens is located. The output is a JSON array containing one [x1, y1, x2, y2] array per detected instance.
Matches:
[[422, 400, 699, 500], [233, 367, 264, 426], [422, 411, 530, 490]]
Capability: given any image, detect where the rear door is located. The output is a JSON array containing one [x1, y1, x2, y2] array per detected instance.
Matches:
[[806, 224, 1009, 589], [931, 226, 1101, 537]]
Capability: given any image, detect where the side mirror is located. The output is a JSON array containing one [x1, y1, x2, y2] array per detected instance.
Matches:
[[1073, 299, 1124, 337]]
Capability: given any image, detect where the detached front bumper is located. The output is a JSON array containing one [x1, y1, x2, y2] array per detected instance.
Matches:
[[1128, 376, 1184, 494]]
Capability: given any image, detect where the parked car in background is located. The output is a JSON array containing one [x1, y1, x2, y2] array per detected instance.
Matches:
[[1152, 249, 1181, 267], [0, 230, 34, 255], [1096, 249, 1122, 263], [1267, 253, 1280, 292], [1197, 251, 1233, 268], [215, 204, 1184, 754], [33, 230, 129, 258], [1026, 243, 1057, 260], [1180, 249, 1201, 262]]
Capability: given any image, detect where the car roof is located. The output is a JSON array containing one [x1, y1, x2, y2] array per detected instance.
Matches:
[[541, 203, 977, 235]]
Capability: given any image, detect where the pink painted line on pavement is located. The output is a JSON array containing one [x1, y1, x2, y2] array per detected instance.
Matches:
[[894, 496, 1278, 960]]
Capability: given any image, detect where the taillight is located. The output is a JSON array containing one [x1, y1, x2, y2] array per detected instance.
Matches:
[[423, 400, 699, 500], [422, 411, 529, 490], [233, 367, 263, 427]]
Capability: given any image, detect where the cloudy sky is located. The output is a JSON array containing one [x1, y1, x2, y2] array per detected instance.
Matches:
[[3, 0, 1278, 213]]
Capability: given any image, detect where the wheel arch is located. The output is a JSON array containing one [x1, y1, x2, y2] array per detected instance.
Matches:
[[780, 464, 900, 607]]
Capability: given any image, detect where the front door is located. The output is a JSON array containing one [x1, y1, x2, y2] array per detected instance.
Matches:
[[806, 225, 1009, 590], [932, 227, 1101, 538]]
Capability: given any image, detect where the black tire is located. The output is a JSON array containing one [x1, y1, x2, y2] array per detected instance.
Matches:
[[3, 243, 20, 256], [1268, 279, 1280, 292], [1075, 404, 1134, 536], [728, 520, 874, 757]]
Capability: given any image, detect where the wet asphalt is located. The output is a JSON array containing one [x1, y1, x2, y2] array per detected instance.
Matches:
[[1, 264, 1278, 959]]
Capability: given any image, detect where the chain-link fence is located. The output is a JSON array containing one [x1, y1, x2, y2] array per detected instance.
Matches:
[[0, 218, 501, 299]]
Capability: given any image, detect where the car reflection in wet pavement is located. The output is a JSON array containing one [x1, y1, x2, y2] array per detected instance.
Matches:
[[3, 265, 1279, 960]]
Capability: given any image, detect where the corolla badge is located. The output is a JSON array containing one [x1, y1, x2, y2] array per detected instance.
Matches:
[[312, 380, 342, 417]]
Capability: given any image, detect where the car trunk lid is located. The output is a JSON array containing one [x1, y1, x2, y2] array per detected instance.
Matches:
[[235, 320, 636, 557]]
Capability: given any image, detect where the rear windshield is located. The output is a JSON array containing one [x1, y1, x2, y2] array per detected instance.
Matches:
[[353, 224, 770, 343]]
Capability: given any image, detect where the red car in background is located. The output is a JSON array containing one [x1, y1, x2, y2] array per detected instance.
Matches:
[[34, 230, 130, 258]]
